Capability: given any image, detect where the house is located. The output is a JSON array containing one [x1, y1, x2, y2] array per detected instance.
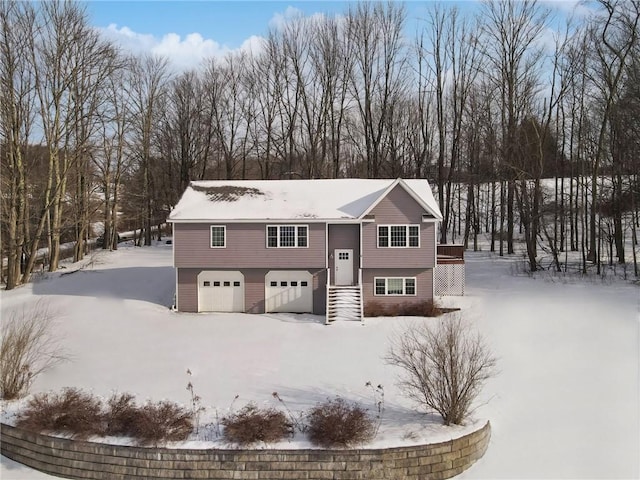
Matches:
[[168, 178, 444, 322]]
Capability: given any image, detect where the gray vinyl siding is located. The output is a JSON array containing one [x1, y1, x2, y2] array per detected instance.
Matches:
[[362, 268, 434, 309], [327, 224, 360, 285], [173, 223, 325, 269], [176, 267, 326, 314], [362, 185, 436, 269], [177, 268, 199, 312], [312, 268, 327, 314], [244, 269, 267, 314]]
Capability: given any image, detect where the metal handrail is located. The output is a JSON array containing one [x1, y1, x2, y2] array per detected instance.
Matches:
[[325, 267, 331, 325], [358, 268, 364, 324]]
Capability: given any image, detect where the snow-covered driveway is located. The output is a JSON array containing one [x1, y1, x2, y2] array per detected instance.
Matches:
[[1, 245, 638, 479]]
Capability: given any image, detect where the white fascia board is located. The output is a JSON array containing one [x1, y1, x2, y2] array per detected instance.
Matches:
[[397, 179, 443, 220], [169, 218, 361, 224]]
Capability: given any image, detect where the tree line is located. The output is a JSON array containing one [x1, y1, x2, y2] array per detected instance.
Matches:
[[1, 0, 639, 289]]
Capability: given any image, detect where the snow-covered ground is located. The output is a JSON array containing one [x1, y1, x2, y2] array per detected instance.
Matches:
[[1, 242, 638, 479]]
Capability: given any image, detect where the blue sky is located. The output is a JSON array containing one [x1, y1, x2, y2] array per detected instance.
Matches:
[[86, 1, 587, 71], [87, 1, 357, 48], [88, 1, 373, 69]]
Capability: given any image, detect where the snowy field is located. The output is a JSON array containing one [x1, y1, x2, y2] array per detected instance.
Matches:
[[1, 242, 638, 479]]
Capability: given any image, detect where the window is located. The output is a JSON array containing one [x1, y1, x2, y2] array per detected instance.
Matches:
[[301, 281, 308, 287], [266, 225, 309, 248], [378, 226, 389, 247], [338, 252, 349, 260], [377, 225, 420, 248], [213, 281, 220, 287], [409, 226, 419, 247], [280, 226, 295, 247], [234, 281, 241, 287], [210, 226, 226, 248], [203, 281, 211, 287], [405, 278, 416, 295], [291, 281, 298, 287], [387, 278, 404, 294], [297, 226, 308, 247], [374, 277, 417, 296], [223, 281, 230, 286], [267, 227, 278, 247]]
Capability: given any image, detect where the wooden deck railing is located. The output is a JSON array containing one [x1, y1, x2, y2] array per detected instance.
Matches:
[[437, 244, 465, 260]]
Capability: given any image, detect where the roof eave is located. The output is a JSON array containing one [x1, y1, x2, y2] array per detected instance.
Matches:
[[167, 217, 362, 224]]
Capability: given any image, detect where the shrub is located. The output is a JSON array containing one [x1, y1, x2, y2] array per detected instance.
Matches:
[[17, 389, 193, 445], [0, 302, 66, 400], [16, 388, 103, 438], [403, 301, 442, 317], [364, 300, 441, 318], [222, 404, 293, 445], [132, 401, 194, 445], [386, 315, 497, 426], [364, 301, 387, 317], [306, 397, 374, 447], [105, 394, 194, 445], [104, 392, 139, 437]]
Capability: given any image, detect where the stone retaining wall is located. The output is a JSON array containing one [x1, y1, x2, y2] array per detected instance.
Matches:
[[0, 421, 490, 480]]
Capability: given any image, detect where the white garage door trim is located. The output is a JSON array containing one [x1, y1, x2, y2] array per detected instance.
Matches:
[[265, 270, 313, 313], [197, 271, 244, 312]]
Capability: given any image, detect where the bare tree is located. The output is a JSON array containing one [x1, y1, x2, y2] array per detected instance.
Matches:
[[387, 315, 497, 426], [418, 4, 449, 235], [93, 65, 132, 251], [67, 21, 120, 261], [311, 15, 352, 178], [157, 70, 213, 205], [204, 53, 249, 180], [420, 5, 481, 243], [127, 54, 170, 246], [480, 0, 550, 257], [610, 57, 640, 274], [0, 0, 36, 289], [585, 0, 639, 269], [346, 1, 408, 178], [245, 33, 285, 179]]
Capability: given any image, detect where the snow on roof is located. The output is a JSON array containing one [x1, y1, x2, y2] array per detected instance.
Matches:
[[168, 178, 442, 222]]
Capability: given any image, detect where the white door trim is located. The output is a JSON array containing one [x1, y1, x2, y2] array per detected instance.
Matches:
[[335, 249, 354, 285]]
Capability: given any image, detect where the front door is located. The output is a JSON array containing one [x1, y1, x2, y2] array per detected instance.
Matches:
[[334, 249, 353, 285]]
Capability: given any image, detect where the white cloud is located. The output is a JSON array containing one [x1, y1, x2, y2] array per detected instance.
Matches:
[[96, 24, 265, 72], [151, 32, 226, 71], [541, 0, 596, 20], [99, 24, 157, 55], [238, 35, 265, 57], [268, 6, 304, 31]]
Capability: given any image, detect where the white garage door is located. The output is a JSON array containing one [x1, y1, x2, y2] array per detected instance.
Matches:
[[265, 271, 313, 313], [198, 271, 244, 312]]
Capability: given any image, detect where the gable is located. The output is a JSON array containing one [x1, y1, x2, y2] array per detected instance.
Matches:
[[369, 184, 427, 224]]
